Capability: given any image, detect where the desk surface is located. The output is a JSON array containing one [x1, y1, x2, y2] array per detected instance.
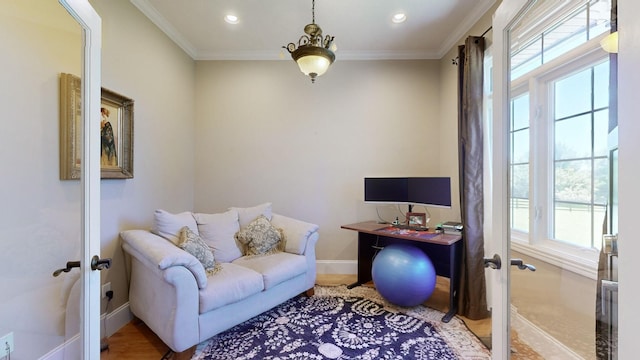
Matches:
[[341, 221, 461, 246]]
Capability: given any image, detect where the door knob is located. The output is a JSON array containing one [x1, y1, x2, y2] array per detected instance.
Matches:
[[510, 258, 536, 271], [91, 255, 112, 271], [484, 254, 502, 269], [53, 261, 81, 277]]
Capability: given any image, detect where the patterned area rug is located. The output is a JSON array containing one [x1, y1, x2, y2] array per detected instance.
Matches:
[[193, 285, 490, 359]]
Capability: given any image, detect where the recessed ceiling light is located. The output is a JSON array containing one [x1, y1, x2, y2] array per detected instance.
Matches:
[[224, 14, 239, 24], [392, 13, 406, 24]]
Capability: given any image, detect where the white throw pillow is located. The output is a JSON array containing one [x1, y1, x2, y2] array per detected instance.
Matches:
[[229, 202, 272, 229], [151, 209, 198, 245], [195, 210, 242, 262]]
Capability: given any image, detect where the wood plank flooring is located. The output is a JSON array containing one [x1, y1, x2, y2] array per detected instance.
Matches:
[[100, 274, 491, 359]]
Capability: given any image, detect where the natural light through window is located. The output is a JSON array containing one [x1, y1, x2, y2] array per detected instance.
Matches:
[[510, 93, 530, 233], [507, 0, 612, 274], [552, 61, 609, 247]]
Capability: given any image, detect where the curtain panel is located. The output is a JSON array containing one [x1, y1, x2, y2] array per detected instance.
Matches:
[[457, 36, 490, 320]]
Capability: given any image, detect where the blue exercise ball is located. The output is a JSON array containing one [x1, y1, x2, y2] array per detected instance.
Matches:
[[371, 244, 436, 307]]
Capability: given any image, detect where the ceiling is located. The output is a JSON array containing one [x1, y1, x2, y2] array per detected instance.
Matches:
[[131, 0, 496, 61]]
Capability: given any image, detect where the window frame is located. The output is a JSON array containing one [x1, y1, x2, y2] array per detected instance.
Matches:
[[509, 34, 610, 279]]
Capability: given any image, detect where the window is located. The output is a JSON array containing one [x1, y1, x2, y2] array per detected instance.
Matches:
[[510, 93, 530, 233], [507, 0, 612, 276], [551, 61, 609, 247]]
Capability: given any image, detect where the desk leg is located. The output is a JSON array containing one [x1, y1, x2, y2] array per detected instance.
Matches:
[[442, 240, 461, 323], [348, 232, 375, 289]]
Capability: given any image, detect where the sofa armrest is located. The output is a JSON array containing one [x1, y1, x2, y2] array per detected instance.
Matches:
[[271, 213, 319, 255], [120, 229, 208, 289]]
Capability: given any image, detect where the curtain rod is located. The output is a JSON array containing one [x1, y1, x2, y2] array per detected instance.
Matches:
[[451, 26, 493, 65]]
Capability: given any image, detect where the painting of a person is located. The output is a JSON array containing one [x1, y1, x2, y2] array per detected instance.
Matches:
[[100, 107, 118, 166]]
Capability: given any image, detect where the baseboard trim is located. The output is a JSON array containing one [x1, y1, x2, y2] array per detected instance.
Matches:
[[39, 303, 132, 360], [104, 302, 133, 337], [511, 305, 583, 359], [316, 260, 357, 275]]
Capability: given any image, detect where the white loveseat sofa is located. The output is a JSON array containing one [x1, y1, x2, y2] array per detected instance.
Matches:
[[120, 203, 319, 358]]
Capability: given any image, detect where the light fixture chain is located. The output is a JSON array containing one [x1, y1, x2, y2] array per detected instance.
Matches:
[[312, 0, 315, 24]]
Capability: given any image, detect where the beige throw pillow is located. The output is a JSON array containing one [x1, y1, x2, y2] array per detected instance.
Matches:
[[178, 226, 216, 272], [234, 215, 284, 256]]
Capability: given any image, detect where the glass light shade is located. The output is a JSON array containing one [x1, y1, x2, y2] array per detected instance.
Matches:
[[296, 55, 331, 76], [290, 45, 335, 81]]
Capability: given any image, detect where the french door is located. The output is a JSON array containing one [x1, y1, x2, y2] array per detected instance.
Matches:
[[60, 1, 103, 358], [489, 0, 619, 358], [0, 0, 101, 358]]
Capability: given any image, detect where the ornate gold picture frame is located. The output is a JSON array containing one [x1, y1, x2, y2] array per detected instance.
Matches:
[[59, 73, 134, 180]]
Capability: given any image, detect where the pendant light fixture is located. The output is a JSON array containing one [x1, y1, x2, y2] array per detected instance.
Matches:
[[283, 0, 336, 83]]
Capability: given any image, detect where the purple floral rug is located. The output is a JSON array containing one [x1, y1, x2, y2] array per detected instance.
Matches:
[[193, 285, 490, 360]]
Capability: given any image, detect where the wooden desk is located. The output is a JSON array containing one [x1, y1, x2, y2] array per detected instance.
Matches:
[[341, 221, 463, 322]]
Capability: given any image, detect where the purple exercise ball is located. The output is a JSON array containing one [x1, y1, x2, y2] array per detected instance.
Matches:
[[371, 243, 436, 307]]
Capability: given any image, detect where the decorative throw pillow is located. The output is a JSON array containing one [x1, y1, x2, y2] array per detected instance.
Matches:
[[151, 209, 198, 245], [194, 210, 242, 263], [229, 203, 272, 229], [178, 226, 216, 272], [234, 215, 284, 256]]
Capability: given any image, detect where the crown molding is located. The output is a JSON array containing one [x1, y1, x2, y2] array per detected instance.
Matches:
[[130, 0, 198, 59], [436, 0, 497, 59]]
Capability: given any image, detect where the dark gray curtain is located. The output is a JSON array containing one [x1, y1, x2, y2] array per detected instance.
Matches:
[[457, 36, 490, 320]]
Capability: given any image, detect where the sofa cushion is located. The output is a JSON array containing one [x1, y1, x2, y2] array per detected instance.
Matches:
[[178, 226, 216, 272], [195, 210, 242, 263], [198, 263, 264, 313], [151, 209, 198, 245], [234, 215, 284, 256], [229, 203, 272, 229], [232, 252, 307, 290]]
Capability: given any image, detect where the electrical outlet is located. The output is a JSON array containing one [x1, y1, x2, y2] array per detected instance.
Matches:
[[102, 282, 112, 298], [0, 332, 14, 357]]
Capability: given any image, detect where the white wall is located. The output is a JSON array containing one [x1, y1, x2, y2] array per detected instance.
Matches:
[[0, 0, 196, 357], [193, 59, 459, 263], [616, 0, 640, 356]]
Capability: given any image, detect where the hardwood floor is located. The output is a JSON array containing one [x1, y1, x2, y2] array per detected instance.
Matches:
[[100, 274, 491, 359]]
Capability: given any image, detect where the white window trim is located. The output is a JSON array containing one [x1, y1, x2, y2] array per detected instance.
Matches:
[[509, 33, 609, 280]]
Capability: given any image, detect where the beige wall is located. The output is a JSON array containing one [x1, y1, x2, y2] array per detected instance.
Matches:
[[90, 0, 196, 311], [193, 59, 461, 262]]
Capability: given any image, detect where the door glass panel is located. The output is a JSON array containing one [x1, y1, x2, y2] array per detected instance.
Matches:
[[0, 1, 83, 358], [505, 0, 618, 358]]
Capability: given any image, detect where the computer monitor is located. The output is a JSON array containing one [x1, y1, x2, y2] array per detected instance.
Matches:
[[407, 177, 452, 208], [364, 177, 451, 209]]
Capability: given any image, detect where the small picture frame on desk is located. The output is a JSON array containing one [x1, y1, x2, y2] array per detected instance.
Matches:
[[406, 212, 427, 228]]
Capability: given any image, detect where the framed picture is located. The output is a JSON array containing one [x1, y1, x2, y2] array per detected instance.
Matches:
[[60, 73, 134, 180], [406, 212, 427, 228]]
